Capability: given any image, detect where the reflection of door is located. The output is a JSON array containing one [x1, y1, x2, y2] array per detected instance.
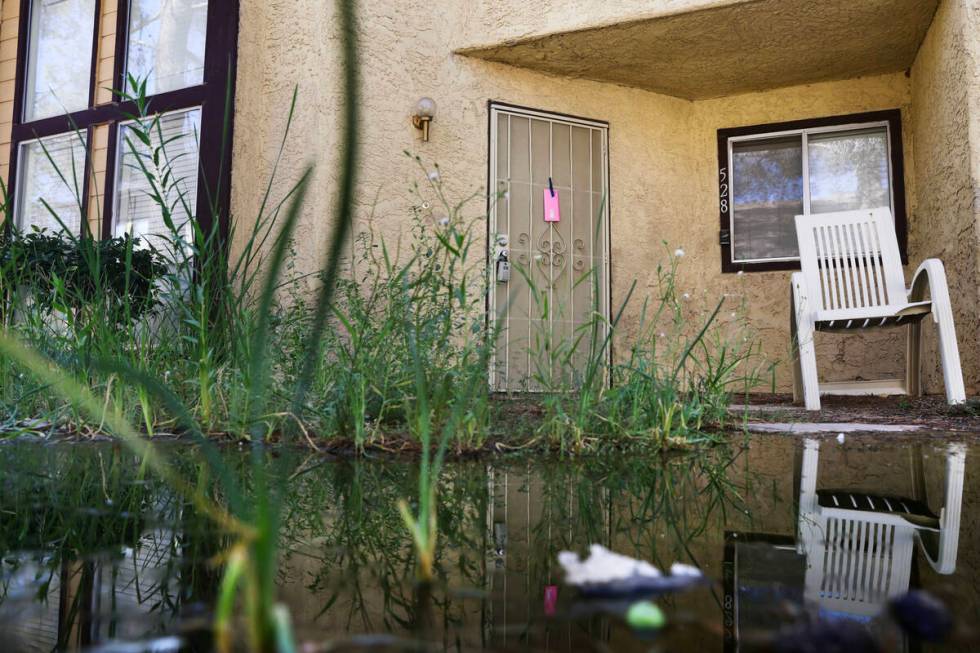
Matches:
[[488, 104, 610, 392]]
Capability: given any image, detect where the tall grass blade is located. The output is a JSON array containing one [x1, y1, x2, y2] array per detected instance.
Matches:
[[291, 0, 360, 422]]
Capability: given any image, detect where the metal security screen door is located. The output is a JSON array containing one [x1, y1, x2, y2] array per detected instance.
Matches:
[[488, 104, 610, 392]]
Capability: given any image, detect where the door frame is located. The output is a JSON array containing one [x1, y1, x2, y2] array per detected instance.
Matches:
[[485, 101, 612, 391]]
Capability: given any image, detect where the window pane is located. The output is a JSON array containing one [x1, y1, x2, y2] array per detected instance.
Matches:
[[24, 0, 97, 121], [126, 0, 208, 95], [114, 108, 201, 253], [731, 136, 804, 262], [15, 132, 87, 235], [808, 127, 891, 215]]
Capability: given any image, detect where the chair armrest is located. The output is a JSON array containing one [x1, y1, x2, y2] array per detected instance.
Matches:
[[918, 443, 966, 574], [908, 258, 946, 302], [907, 258, 965, 405]]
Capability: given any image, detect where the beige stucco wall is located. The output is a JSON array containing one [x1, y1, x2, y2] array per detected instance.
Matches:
[[456, 0, 748, 49], [909, 0, 980, 395], [458, 0, 937, 100], [231, 0, 979, 396]]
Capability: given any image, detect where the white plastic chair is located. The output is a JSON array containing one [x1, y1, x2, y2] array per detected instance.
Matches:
[[790, 207, 966, 411], [797, 439, 966, 616]]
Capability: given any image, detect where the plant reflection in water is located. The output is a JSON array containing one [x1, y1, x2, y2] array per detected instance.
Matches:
[[0, 436, 972, 652]]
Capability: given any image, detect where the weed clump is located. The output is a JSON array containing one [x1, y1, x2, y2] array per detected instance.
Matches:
[[0, 89, 759, 451]]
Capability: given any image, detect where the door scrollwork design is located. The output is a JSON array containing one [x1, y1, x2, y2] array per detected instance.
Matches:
[[536, 227, 567, 286]]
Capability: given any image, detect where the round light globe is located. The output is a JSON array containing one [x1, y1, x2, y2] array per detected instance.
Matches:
[[416, 97, 436, 118]]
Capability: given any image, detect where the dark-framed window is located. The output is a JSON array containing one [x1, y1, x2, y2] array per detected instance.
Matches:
[[7, 0, 238, 244], [717, 110, 907, 273]]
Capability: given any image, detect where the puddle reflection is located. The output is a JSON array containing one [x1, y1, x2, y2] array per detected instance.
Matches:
[[0, 437, 973, 652], [725, 440, 967, 652]]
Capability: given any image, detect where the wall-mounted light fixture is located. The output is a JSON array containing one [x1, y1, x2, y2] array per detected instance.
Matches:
[[412, 97, 436, 142]]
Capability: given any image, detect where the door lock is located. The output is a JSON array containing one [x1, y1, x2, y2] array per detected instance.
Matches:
[[496, 249, 511, 283]]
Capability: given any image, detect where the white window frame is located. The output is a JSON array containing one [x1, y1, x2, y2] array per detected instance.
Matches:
[[726, 120, 896, 265]]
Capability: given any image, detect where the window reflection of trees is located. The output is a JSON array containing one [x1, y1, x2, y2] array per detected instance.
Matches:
[[127, 0, 208, 96], [25, 0, 96, 121]]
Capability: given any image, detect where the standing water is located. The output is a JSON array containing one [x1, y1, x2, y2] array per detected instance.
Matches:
[[0, 435, 975, 651]]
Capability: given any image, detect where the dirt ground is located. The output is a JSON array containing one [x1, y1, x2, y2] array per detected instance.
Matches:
[[3, 393, 976, 452], [733, 393, 980, 435]]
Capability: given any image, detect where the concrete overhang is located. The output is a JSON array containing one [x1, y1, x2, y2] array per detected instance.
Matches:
[[456, 0, 939, 100]]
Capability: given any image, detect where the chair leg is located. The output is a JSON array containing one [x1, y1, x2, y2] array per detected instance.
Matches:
[[934, 302, 966, 405], [791, 273, 821, 411], [797, 327, 821, 411], [791, 297, 804, 404], [796, 438, 820, 554], [910, 260, 966, 405], [906, 321, 922, 397], [925, 443, 966, 574]]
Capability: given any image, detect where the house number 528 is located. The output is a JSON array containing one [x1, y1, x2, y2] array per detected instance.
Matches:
[[719, 167, 729, 214]]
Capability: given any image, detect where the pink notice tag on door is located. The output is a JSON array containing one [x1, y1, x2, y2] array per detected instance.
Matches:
[[544, 188, 561, 222], [544, 585, 559, 616]]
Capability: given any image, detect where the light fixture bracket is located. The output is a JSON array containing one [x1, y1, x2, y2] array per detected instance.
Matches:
[[412, 115, 432, 142]]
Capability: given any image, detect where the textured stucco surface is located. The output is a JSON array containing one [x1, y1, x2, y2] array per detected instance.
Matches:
[[909, 0, 980, 395], [458, 0, 938, 100], [231, 0, 980, 395], [456, 0, 748, 48]]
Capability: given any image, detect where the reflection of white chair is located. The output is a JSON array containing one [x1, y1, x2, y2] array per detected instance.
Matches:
[[790, 207, 966, 410], [797, 439, 965, 616]]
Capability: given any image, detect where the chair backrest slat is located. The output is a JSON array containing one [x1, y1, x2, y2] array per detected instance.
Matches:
[[854, 223, 873, 305], [820, 516, 903, 603], [796, 208, 906, 314]]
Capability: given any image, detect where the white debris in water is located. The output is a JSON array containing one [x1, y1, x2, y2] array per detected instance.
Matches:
[[746, 422, 922, 434], [92, 636, 184, 652], [558, 544, 662, 586], [837, 433, 846, 444], [669, 563, 703, 577]]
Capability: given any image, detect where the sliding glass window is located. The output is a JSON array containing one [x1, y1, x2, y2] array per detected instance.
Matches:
[[716, 111, 907, 273]]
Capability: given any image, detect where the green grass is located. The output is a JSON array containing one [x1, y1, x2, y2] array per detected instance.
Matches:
[[0, 180, 761, 452]]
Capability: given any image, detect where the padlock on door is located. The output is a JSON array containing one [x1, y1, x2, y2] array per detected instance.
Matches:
[[496, 250, 511, 283]]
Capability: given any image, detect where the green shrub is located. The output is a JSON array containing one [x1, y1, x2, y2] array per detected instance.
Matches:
[[0, 228, 167, 324]]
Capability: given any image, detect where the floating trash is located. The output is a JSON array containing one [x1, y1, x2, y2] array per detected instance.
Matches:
[[558, 544, 706, 597], [626, 600, 666, 631]]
